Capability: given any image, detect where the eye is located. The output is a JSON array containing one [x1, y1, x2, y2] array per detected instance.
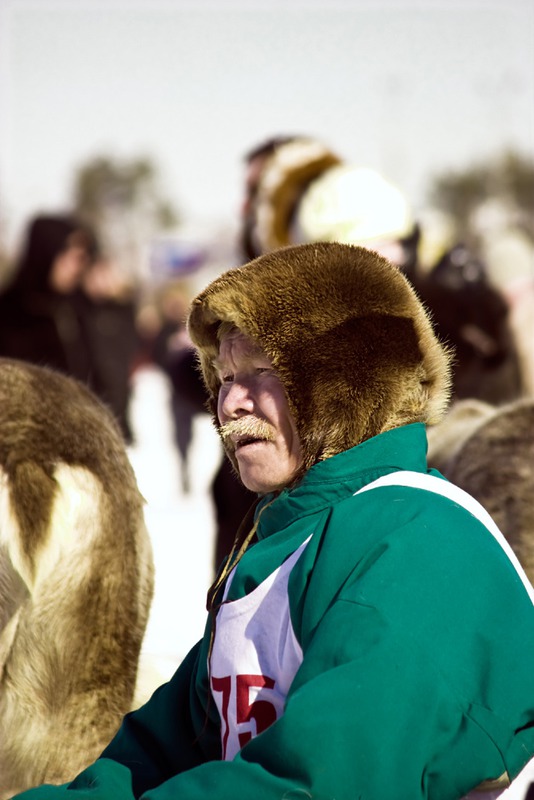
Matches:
[[220, 373, 234, 383]]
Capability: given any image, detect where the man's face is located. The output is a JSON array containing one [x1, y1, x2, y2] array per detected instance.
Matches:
[[216, 330, 303, 494]]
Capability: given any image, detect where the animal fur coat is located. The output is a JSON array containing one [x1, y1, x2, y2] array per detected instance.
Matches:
[[427, 397, 534, 584], [0, 359, 154, 797]]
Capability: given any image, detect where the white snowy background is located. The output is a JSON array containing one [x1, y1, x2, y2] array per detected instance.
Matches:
[[127, 364, 221, 688]]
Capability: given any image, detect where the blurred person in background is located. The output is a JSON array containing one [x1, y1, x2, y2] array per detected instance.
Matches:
[[412, 243, 525, 404], [145, 279, 203, 494], [241, 135, 526, 406], [0, 214, 97, 376], [240, 135, 306, 261], [78, 254, 139, 443], [0, 213, 137, 441]]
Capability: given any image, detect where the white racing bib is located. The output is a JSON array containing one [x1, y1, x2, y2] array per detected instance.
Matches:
[[209, 537, 310, 760]]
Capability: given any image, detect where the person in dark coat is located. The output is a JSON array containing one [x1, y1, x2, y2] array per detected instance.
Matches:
[[0, 214, 97, 378], [411, 243, 524, 405], [0, 214, 136, 441]]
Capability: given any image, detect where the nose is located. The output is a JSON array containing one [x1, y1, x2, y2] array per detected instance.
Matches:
[[218, 379, 255, 422]]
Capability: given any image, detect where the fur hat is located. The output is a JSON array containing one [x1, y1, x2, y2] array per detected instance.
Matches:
[[188, 243, 452, 477], [246, 137, 414, 258], [249, 137, 341, 254]]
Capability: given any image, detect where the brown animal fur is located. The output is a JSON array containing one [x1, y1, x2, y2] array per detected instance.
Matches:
[[428, 398, 534, 584], [188, 242, 452, 476], [426, 398, 496, 470], [0, 359, 154, 797]]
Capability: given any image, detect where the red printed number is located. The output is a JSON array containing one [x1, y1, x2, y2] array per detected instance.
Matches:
[[236, 674, 276, 749], [211, 675, 232, 757], [211, 673, 277, 757]]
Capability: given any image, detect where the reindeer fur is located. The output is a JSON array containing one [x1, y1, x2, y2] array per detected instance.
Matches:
[[428, 397, 534, 584], [0, 359, 154, 796]]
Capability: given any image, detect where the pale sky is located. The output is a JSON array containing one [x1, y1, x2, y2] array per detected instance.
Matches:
[[1, 0, 533, 252]]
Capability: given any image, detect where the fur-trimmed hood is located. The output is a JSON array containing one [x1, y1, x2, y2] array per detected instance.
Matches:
[[188, 242, 452, 477]]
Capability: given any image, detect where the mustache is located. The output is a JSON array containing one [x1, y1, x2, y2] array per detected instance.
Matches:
[[219, 417, 276, 448]]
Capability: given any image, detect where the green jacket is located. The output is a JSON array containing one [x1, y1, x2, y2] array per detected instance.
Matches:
[[14, 424, 534, 799]]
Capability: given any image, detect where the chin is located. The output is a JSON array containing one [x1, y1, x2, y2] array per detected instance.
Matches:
[[240, 474, 287, 495], [241, 480, 269, 495]]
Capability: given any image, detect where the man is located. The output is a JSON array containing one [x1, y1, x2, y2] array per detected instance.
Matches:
[[11, 243, 534, 799]]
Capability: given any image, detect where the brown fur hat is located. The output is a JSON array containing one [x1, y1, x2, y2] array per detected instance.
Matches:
[[188, 242, 452, 475]]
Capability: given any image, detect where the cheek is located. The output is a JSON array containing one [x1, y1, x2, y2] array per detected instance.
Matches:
[[262, 387, 301, 455]]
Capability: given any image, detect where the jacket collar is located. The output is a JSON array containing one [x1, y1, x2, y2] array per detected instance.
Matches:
[[255, 423, 429, 541]]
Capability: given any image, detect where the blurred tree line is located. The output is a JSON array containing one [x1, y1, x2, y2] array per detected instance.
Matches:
[[70, 148, 531, 280], [71, 155, 179, 282], [1, 148, 532, 287]]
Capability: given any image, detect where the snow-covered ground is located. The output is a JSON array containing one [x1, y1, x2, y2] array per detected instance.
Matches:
[[126, 364, 534, 800], [127, 364, 222, 697]]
